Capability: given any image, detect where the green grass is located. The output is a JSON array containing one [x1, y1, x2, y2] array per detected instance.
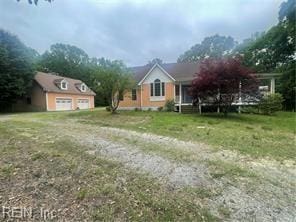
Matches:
[[0, 119, 217, 221], [66, 109, 296, 161]]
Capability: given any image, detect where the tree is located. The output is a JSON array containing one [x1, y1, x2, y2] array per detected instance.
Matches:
[[92, 58, 133, 113], [17, 0, 52, 5], [0, 30, 35, 110], [279, 0, 296, 21], [235, 0, 295, 73], [259, 93, 284, 114], [38, 43, 91, 82], [148, 58, 163, 65], [234, 0, 296, 111], [279, 61, 295, 111], [178, 34, 236, 62], [190, 58, 259, 115]]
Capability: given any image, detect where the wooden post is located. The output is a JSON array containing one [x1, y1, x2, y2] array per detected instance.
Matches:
[[238, 81, 242, 114], [179, 83, 182, 113], [270, 78, 275, 94]]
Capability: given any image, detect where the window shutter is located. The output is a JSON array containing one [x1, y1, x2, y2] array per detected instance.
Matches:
[[132, 89, 137, 100], [162, 82, 165, 96], [150, 83, 153, 96]]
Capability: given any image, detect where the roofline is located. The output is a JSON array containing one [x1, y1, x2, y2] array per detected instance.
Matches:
[[46, 90, 96, 96], [36, 71, 83, 83], [137, 63, 176, 85]]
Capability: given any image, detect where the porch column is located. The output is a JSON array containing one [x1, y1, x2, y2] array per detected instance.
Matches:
[[140, 84, 143, 109], [270, 78, 275, 94], [179, 83, 182, 113], [238, 81, 242, 114]]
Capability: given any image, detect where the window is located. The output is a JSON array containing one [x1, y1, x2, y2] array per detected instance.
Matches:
[[150, 79, 165, 97], [175, 85, 179, 96], [132, 89, 137, 100], [80, 84, 86, 92], [154, 79, 161, 96], [150, 83, 153, 96], [119, 92, 124, 101], [61, 80, 68, 90]]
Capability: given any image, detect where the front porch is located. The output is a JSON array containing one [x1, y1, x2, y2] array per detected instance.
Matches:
[[173, 74, 279, 113], [174, 83, 194, 113]]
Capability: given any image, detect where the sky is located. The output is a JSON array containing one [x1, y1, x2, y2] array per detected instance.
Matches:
[[0, 0, 282, 66]]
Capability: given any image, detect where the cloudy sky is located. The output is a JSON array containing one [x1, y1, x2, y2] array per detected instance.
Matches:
[[0, 0, 282, 66]]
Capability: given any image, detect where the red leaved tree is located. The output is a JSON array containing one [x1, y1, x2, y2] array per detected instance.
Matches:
[[190, 58, 259, 114]]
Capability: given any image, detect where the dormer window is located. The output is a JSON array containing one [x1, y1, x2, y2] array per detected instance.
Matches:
[[60, 80, 68, 90], [80, 83, 87, 92]]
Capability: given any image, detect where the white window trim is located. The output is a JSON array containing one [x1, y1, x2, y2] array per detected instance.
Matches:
[[60, 80, 68, 90], [77, 98, 89, 103], [150, 96, 165, 101], [80, 83, 87, 92], [150, 80, 165, 98]]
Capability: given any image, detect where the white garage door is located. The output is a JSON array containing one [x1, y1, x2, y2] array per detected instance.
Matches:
[[56, 98, 72, 111], [77, 99, 89, 109]]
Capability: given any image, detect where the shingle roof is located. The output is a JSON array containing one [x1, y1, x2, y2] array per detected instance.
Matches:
[[34, 72, 96, 96], [131, 62, 200, 83]]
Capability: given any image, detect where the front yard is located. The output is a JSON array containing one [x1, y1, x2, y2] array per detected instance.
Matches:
[[0, 110, 295, 221], [69, 110, 295, 161]]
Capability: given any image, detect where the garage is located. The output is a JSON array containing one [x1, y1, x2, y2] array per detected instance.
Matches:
[[56, 98, 72, 111], [77, 99, 89, 109]]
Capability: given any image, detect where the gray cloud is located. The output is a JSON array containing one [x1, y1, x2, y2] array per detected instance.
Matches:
[[0, 0, 282, 65]]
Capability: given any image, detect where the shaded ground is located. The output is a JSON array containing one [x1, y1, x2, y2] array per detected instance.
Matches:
[[0, 111, 295, 221]]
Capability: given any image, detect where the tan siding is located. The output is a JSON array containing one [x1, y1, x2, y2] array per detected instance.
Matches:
[[31, 82, 47, 110], [118, 89, 141, 108], [119, 83, 175, 109], [142, 82, 174, 108]]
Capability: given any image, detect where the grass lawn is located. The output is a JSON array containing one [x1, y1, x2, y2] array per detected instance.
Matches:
[[68, 109, 296, 161], [1, 109, 295, 221], [0, 118, 216, 221]]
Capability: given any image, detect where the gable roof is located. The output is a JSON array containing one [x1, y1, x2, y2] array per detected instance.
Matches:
[[137, 63, 175, 85], [131, 62, 200, 84], [34, 72, 96, 96]]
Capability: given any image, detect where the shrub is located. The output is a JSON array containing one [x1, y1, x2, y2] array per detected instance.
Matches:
[[157, 106, 163, 112], [147, 108, 152, 112], [105, 106, 111, 112], [134, 107, 139, 111], [241, 106, 259, 114], [164, 99, 175, 112], [259, 93, 284, 115]]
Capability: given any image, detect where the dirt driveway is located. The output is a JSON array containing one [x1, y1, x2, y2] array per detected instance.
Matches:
[[39, 118, 296, 222], [1, 114, 295, 221]]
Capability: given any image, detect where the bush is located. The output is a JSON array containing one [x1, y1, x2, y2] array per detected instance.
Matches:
[[164, 99, 175, 112], [241, 106, 259, 114], [134, 107, 140, 111], [147, 108, 152, 112], [105, 106, 111, 112], [259, 93, 284, 115], [157, 106, 163, 112]]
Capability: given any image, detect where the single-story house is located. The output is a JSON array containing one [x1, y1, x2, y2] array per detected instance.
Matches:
[[118, 62, 280, 112], [14, 72, 96, 111]]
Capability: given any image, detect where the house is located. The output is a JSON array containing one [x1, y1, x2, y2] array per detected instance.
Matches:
[[118, 62, 280, 112], [16, 72, 96, 111]]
